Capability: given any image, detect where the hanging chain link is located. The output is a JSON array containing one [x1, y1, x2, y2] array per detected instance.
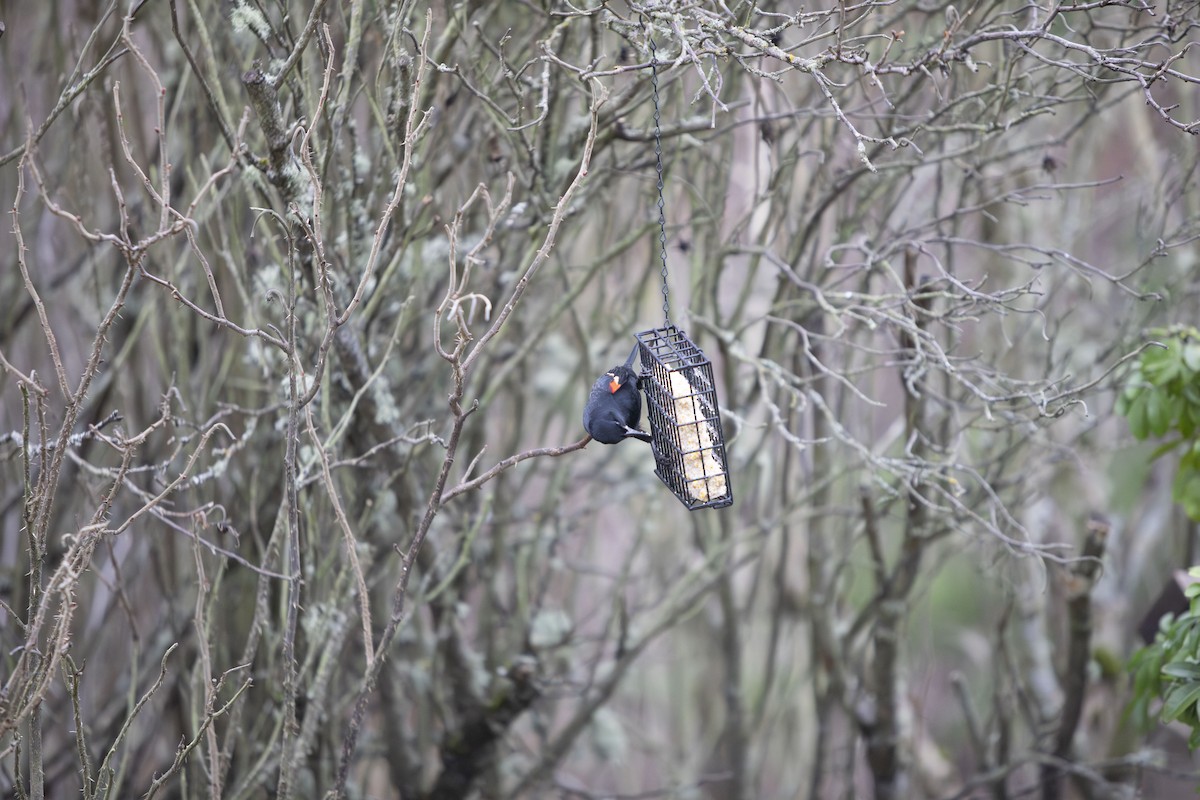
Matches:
[[648, 34, 671, 325]]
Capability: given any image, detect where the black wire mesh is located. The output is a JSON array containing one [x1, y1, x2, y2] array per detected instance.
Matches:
[[635, 325, 733, 511]]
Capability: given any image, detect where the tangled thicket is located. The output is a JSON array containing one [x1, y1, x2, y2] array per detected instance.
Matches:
[[2, 1, 1199, 798]]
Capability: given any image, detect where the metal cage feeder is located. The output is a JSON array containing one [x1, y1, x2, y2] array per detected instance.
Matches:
[[635, 325, 733, 511]]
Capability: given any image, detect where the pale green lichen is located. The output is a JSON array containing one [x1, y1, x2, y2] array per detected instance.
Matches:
[[302, 602, 347, 637], [239, 166, 270, 197], [588, 708, 628, 763], [230, 3, 271, 40], [370, 491, 398, 531], [529, 609, 572, 649], [253, 262, 284, 299], [371, 380, 401, 426], [353, 150, 371, 179], [299, 444, 317, 467], [280, 371, 316, 400], [278, 160, 316, 222]]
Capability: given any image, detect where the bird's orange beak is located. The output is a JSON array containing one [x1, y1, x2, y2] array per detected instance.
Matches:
[[609, 376, 621, 393]]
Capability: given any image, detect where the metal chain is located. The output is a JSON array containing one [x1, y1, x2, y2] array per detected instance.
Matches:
[[648, 34, 671, 325]]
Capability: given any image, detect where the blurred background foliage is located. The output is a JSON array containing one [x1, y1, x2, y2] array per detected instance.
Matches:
[[1, 0, 1199, 798]]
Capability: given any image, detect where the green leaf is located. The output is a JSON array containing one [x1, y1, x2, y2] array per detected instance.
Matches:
[[1115, 390, 1132, 418], [1184, 383, 1200, 407], [1182, 620, 1200, 654], [1161, 681, 1200, 723], [1127, 695, 1152, 730], [1150, 438, 1187, 461], [1169, 394, 1185, 426], [1188, 497, 1200, 523], [1184, 343, 1200, 373], [1177, 471, 1200, 522], [1185, 445, 1200, 469], [1148, 390, 1172, 437], [1144, 344, 1182, 386], [1127, 391, 1150, 439], [1163, 662, 1200, 681], [1181, 404, 1197, 439]]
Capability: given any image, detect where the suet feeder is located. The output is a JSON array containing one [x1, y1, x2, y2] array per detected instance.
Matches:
[[636, 325, 732, 510], [623, 31, 731, 511]]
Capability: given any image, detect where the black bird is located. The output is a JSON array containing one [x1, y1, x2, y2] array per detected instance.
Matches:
[[583, 344, 653, 444]]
